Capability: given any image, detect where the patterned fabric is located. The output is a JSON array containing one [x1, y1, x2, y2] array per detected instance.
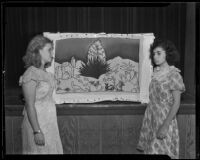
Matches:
[[137, 66, 185, 159], [20, 66, 63, 154]]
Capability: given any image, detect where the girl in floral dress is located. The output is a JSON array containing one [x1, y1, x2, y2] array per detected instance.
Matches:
[[137, 39, 185, 159], [19, 35, 63, 154]]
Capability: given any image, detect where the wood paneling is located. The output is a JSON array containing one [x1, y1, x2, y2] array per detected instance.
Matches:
[[177, 115, 187, 158], [78, 116, 101, 154], [5, 103, 195, 116], [4, 109, 196, 158], [12, 117, 23, 154], [185, 115, 196, 159], [177, 115, 196, 159], [58, 116, 78, 154], [101, 116, 122, 154], [5, 117, 13, 154], [121, 115, 144, 154]]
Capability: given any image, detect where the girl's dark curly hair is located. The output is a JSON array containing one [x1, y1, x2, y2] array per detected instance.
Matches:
[[149, 38, 180, 67], [23, 35, 53, 68]]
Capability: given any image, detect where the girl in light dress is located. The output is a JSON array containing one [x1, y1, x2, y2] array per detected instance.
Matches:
[[19, 35, 63, 154]]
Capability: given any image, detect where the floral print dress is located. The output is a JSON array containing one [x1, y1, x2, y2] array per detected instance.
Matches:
[[137, 66, 185, 159], [20, 66, 63, 154]]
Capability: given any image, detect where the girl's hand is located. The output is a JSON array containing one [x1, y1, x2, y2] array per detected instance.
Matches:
[[34, 131, 45, 146], [156, 123, 169, 140]]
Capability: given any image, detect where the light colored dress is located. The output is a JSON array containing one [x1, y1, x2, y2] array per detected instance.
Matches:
[[20, 66, 63, 154], [137, 66, 185, 159]]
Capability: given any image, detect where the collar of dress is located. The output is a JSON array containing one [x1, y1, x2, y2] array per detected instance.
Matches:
[[152, 65, 180, 80]]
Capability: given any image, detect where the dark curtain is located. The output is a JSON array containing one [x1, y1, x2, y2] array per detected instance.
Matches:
[[5, 4, 190, 90], [184, 3, 196, 97]]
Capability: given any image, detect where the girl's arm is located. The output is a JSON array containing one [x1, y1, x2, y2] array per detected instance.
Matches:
[[157, 90, 181, 139], [163, 90, 181, 126], [22, 80, 40, 132], [22, 80, 45, 145]]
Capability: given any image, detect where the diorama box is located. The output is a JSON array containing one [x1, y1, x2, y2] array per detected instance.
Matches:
[[44, 32, 154, 104]]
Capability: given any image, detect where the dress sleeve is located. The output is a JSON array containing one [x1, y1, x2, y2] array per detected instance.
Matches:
[[169, 71, 185, 93], [19, 67, 38, 85]]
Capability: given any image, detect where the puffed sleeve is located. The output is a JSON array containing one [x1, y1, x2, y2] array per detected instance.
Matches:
[[19, 67, 38, 86], [169, 71, 185, 93]]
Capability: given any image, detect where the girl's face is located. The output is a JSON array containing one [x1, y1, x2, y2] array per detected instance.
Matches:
[[152, 47, 167, 66], [39, 43, 53, 65]]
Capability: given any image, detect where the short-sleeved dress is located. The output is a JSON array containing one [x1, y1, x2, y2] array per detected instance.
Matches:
[[20, 66, 63, 154], [137, 66, 185, 159]]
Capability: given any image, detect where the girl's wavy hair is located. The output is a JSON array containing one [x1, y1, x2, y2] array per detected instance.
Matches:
[[149, 38, 180, 67], [23, 35, 53, 68]]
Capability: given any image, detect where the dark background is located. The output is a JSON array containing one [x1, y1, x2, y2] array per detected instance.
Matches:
[[4, 3, 196, 97], [55, 38, 139, 64]]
